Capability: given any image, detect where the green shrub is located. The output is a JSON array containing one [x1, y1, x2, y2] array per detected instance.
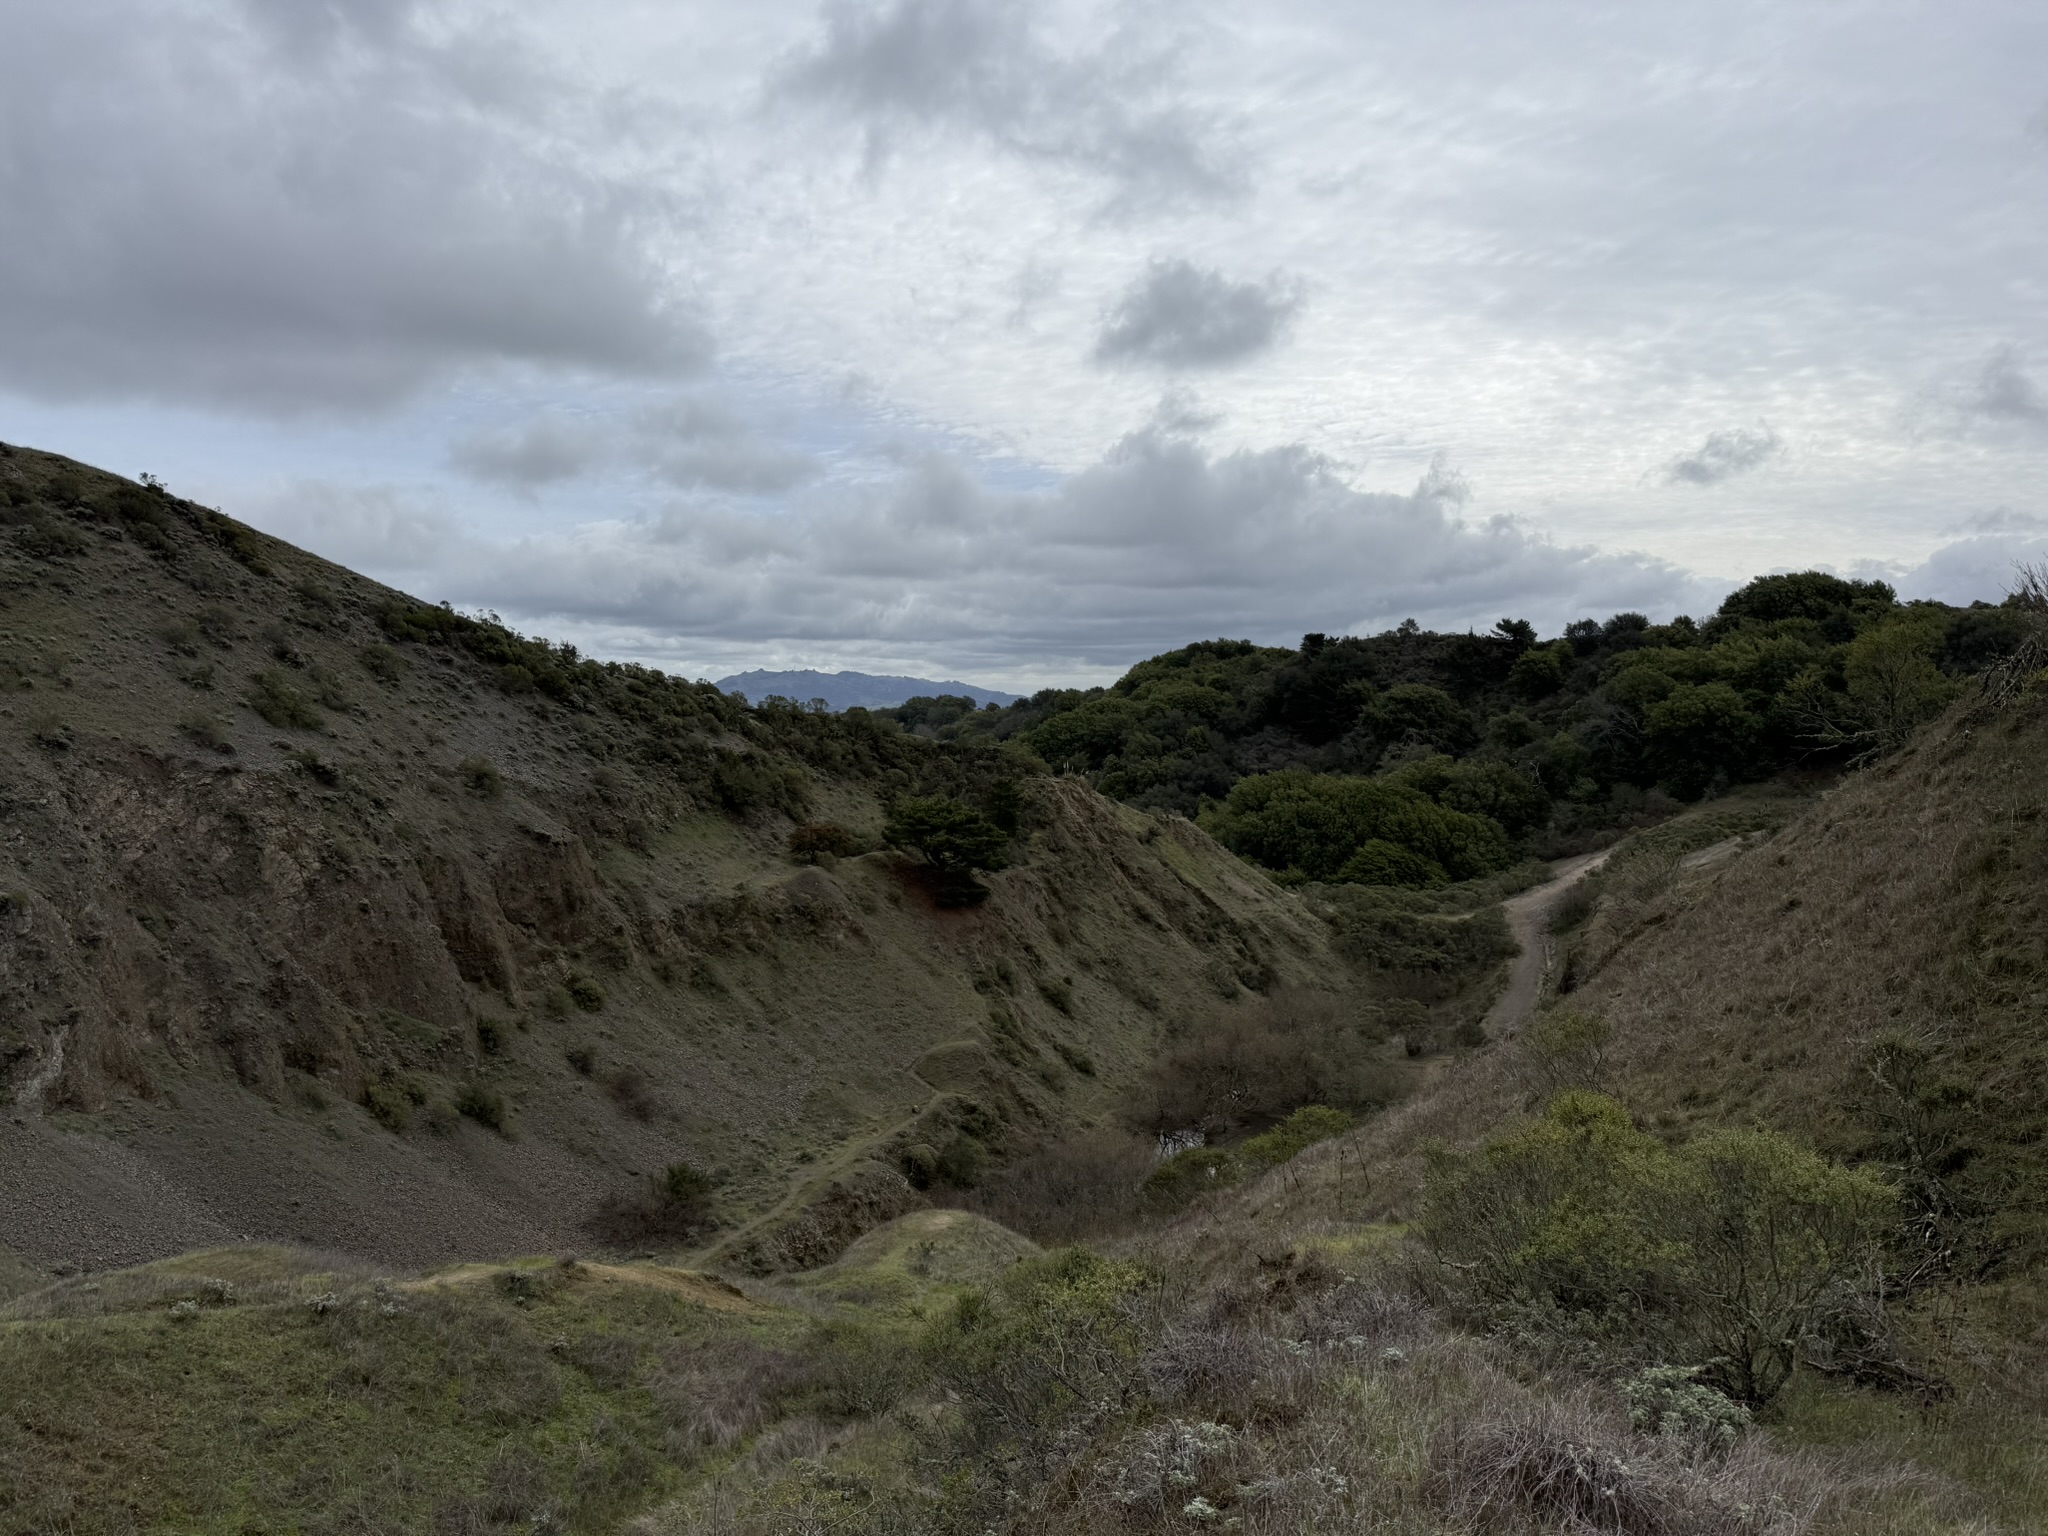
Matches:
[[1142, 1146, 1239, 1210], [11, 519, 88, 560], [566, 975, 605, 1013], [359, 643, 409, 685], [1201, 769, 1513, 886], [1237, 1105, 1353, 1169], [476, 1018, 506, 1056], [710, 753, 811, 820], [246, 669, 322, 731], [460, 755, 504, 799], [179, 713, 233, 754], [362, 1081, 413, 1133], [455, 1083, 508, 1133], [1619, 1364, 1752, 1446], [1423, 1092, 1894, 1404], [787, 821, 864, 862]]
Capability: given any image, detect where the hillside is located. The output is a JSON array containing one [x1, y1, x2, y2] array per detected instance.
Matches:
[[0, 445, 1381, 1275]]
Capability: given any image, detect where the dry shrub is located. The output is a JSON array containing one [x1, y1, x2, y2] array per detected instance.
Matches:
[[589, 1163, 716, 1246], [1428, 1394, 1821, 1536], [648, 1338, 815, 1456], [607, 1066, 662, 1122], [1142, 989, 1406, 1139], [971, 1129, 1155, 1242]]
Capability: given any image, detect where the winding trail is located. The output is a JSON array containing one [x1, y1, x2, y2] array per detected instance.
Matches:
[[1480, 849, 1615, 1039]]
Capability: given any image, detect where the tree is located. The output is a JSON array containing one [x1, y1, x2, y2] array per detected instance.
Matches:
[[884, 796, 1011, 888]]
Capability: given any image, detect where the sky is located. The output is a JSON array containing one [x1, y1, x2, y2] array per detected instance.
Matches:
[[4, 0, 2046, 690]]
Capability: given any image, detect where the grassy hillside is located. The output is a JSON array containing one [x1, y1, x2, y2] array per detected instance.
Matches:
[[0, 445, 1426, 1275]]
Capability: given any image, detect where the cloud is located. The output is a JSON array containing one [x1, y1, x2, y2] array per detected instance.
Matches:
[[332, 428, 1712, 680], [637, 399, 820, 495], [0, 0, 707, 412], [1963, 346, 2048, 426], [450, 419, 608, 489], [1094, 260, 1303, 370], [774, 0, 1242, 206], [1895, 529, 2048, 607], [1660, 426, 1783, 487]]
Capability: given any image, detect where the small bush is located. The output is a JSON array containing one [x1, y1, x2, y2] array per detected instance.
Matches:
[[1620, 1364, 1752, 1447], [1142, 990, 1404, 1140], [359, 642, 410, 685], [1237, 1105, 1353, 1169], [460, 755, 504, 799], [476, 1018, 506, 1056], [1519, 1008, 1614, 1100], [566, 975, 605, 1013], [565, 1045, 596, 1076], [711, 753, 811, 820], [1423, 1092, 1895, 1405], [787, 822, 864, 862], [591, 1162, 717, 1244], [247, 669, 322, 731], [11, 519, 88, 560], [288, 748, 340, 786], [456, 1083, 508, 1133], [362, 1081, 413, 1133], [179, 713, 233, 754], [606, 1066, 660, 1122]]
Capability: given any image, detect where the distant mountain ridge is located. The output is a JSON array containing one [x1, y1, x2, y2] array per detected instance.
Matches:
[[715, 668, 1022, 710]]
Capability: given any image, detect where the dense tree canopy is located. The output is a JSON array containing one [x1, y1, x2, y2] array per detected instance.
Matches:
[[891, 573, 2031, 888]]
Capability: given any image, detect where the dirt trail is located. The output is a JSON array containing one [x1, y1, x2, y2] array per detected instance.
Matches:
[[1480, 850, 1615, 1039]]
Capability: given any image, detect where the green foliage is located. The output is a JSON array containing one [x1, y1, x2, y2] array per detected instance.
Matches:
[[710, 752, 811, 820], [566, 975, 605, 1013], [1143, 1106, 1353, 1212], [358, 643, 408, 685], [246, 669, 322, 731], [1620, 1364, 1752, 1446], [1423, 1092, 1895, 1404], [883, 796, 1011, 875], [459, 755, 503, 799], [787, 821, 864, 862], [455, 1083, 508, 1133], [1202, 769, 1513, 886]]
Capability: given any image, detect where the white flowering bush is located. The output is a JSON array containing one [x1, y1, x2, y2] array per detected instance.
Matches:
[[1621, 1364, 1753, 1447], [1105, 1419, 1237, 1515]]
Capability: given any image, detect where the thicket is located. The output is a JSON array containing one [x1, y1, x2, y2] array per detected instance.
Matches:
[[899, 572, 2030, 886], [1423, 1092, 1896, 1406]]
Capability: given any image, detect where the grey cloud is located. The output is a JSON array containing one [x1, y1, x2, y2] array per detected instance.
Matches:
[[1661, 426, 1782, 486], [338, 429, 1709, 678], [0, 0, 706, 412], [1965, 346, 2048, 425], [450, 419, 607, 489], [775, 0, 1242, 206], [1094, 261, 1304, 370], [1896, 530, 2048, 607], [636, 399, 820, 495]]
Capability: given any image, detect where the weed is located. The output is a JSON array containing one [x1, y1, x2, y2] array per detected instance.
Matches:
[[567, 974, 605, 1013], [362, 1081, 413, 1133], [787, 821, 864, 862], [288, 748, 340, 786], [476, 1018, 506, 1056]]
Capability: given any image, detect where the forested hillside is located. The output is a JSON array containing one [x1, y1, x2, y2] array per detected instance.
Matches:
[[899, 575, 2031, 886]]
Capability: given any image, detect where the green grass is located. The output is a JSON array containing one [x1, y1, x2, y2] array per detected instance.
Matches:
[[0, 1249, 814, 1535]]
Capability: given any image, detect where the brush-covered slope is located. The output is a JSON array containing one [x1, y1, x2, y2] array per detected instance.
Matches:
[[0, 445, 1357, 1272], [1566, 673, 2048, 1268]]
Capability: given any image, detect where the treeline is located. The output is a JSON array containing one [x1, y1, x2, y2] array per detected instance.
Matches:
[[891, 572, 2033, 887]]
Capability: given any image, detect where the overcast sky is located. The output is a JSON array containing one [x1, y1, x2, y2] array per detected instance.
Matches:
[[5, 0, 2046, 688]]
